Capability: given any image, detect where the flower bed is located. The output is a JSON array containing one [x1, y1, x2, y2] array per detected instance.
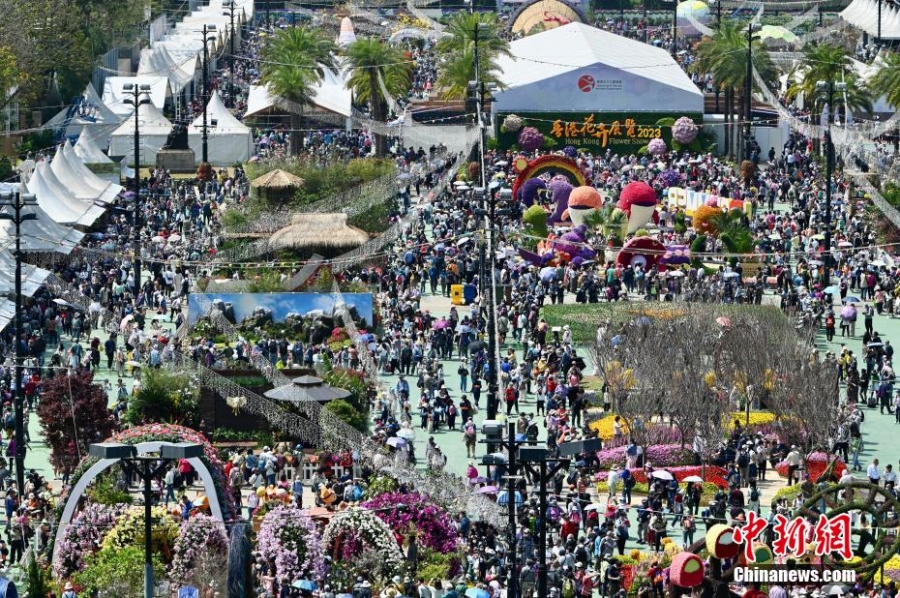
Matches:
[[595, 465, 728, 488], [728, 411, 777, 429], [589, 414, 623, 441], [776, 451, 844, 482], [875, 555, 900, 584], [596, 443, 695, 469]]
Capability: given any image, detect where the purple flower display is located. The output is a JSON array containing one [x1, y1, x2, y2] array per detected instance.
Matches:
[[362, 491, 460, 553], [656, 169, 683, 189], [595, 443, 695, 469], [170, 514, 229, 585], [672, 116, 699, 144], [518, 127, 545, 152], [562, 145, 578, 159], [648, 138, 667, 156], [257, 505, 326, 586], [54, 503, 126, 579]]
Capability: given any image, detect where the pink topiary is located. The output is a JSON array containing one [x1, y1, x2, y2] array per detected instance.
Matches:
[[648, 137, 667, 156], [672, 116, 699, 144]]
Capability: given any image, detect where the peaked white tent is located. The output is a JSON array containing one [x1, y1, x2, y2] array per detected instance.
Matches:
[[27, 162, 106, 227], [64, 140, 123, 203], [0, 200, 85, 253], [138, 46, 193, 94], [0, 251, 50, 298], [103, 76, 171, 117], [73, 129, 114, 166], [108, 102, 174, 163], [187, 91, 252, 165], [841, 0, 900, 39], [44, 83, 122, 145], [493, 22, 704, 114]]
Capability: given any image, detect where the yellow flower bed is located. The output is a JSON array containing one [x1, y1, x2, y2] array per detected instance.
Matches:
[[589, 414, 627, 441], [875, 555, 900, 584], [728, 411, 776, 429]]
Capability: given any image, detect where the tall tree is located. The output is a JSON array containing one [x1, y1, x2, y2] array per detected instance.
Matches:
[[36, 372, 116, 471], [692, 22, 776, 159], [436, 12, 510, 99], [870, 50, 900, 108], [261, 26, 338, 155], [344, 37, 411, 157], [786, 42, 873, 122]]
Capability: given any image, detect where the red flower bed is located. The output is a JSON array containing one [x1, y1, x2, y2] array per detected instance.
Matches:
[[776, 452, 844, 482], [596, 465, 729, 489]]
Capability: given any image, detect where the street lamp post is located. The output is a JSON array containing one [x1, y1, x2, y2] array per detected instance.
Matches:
[[122, 83, 152, 298], [745, 24, 754, 159], [223, 2, 237, 108], [0, 191, 37, 496], [672, 0, 678, 57], [201, 24, 218, 164], [90, 442, 203, 598]]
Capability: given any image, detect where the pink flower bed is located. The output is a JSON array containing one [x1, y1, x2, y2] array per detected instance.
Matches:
[[776, 451, 845, 482], [595, 465, 729, 488], [596, 443, 695, 469]]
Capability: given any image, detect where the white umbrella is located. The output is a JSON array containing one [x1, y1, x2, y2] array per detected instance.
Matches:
[[168, 234, 182, 242], [584, 503, 605, 511], [682, 475, 704, 483], [650, 470, 675, 480], [52, 299, 71, 307], [668, 270, 685, 277], [151, 236, 166, 243], [397, 428, 415, 440], [126, 360, 143, 367], [453, 181, 468, 187]]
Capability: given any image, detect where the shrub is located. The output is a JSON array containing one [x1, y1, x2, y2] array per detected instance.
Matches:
[[74, 546, 165, 597], [325, 399, 368, 433], [125, 369, 199, 427]]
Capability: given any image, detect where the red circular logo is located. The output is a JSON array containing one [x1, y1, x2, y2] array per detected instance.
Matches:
[[577, 74, 595, 92]]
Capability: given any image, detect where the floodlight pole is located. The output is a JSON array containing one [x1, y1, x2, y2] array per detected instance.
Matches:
[[224, 3, 237, 108], [201, 24, 217, 164], [672, 0, 678, 57], [745, 24, 753, 159], [123, 84, 150, 298], [0, 192, 36, 495]]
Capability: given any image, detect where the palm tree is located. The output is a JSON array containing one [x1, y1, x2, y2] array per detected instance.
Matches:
[[870, 50, 900, 109], [786, 42, 872, 123], [692, 21, 776, 159], [261, 27, 337, 155], [436, 12, 510, 99], [870, 50, 900, 152], [344, 37, 411, 157]]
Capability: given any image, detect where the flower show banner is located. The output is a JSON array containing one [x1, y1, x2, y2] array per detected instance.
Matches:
[[495, 113, 703, 154]]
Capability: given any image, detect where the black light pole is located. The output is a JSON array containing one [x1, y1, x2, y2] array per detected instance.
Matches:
[[0, 191, 37, 496], [672, 0, 678, 57], [123, 83, 152, 298], [745, 24, 754, 159], [223, 2, 237, 108], [201, 24, 218, 164], [824, 129, 833, 279], [506, 421, 518, 598], [716, 0, 721, 27], [878, 0, 883, 42], [90, 442, 203, 598]]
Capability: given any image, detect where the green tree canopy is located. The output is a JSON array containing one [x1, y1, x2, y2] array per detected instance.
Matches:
[[870, 50, 900, 109], [786, 42, 873, 119], [436, 12, 510, 99], [344, 37, 411, 156]]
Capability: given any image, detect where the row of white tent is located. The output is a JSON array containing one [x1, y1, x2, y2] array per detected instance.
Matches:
[[841, 0, 900, 40]]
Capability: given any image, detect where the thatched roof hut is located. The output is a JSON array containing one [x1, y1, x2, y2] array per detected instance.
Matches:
[[269, 213, 369, 252], [250, 169, 305, 189]]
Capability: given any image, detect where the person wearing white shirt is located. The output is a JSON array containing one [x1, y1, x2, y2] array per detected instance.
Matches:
[[883, 464, 898, 492], [867, 458, 881, 485]]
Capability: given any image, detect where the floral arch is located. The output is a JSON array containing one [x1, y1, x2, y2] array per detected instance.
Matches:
[[322, 508, 405, 581]]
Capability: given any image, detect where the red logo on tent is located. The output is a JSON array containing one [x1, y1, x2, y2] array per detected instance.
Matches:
[[577, 75, 595, 92]]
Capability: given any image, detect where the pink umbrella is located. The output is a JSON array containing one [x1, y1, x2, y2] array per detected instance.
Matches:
[[716, 317, 731, 328], [478, 486, 500, 494], [433, 319, 451, 330]]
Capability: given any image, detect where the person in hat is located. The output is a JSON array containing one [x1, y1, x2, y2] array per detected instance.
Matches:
[[63, 582, 77, 598]]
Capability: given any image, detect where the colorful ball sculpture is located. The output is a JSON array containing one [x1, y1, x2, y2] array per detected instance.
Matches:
[[737, 542, 774, 566], [615, 236, 666, 270], [706, 524, 740, 560], [564, 186, 603, 225], [669, 552, 705, 587], [617, 181, 659, 234]]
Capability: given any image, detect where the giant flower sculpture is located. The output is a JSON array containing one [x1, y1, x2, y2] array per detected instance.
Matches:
[[518, 127, 544, 152], [648, 137, 667, 156], [258, 505, 325, 585], [362, 491, 460, 553], [672, 117, 699, 144], [656, 169, 683, 189]]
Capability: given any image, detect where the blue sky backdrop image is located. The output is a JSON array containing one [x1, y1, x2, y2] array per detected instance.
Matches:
[[187, 293, 374, 326]]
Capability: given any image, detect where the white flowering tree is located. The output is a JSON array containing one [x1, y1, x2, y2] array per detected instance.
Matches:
[[322, 508, 405, 586]]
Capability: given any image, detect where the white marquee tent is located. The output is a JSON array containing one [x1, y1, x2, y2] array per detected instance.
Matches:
[[0, 197, 85, 254], [27, 162, 106, 227], [103, 76, 172, 117], [44, 83, 122, 145], [841, 0, 900, 39], [188, 91, 252, 165], [245, 67, 353, 120], [138, 46, 193, 96], [492, 22, 704, 114], [108, 101, 174, 163], [0, 251, 50, 298], [73, 129, 114, 166], [64, 140, 123, 203]]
